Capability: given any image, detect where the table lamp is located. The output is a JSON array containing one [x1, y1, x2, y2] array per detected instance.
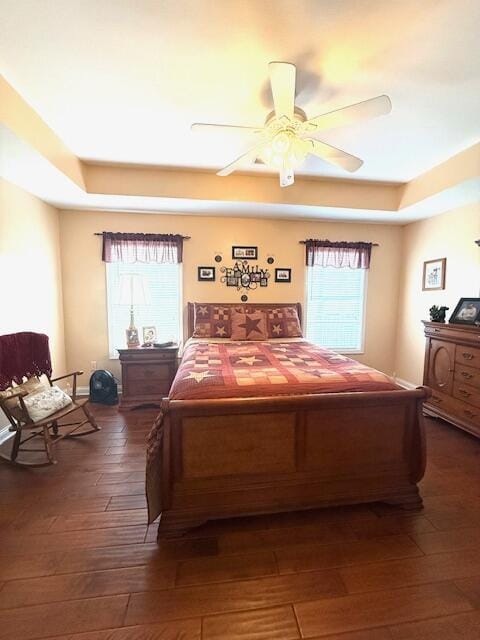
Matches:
[[118, 274, 150, 348]]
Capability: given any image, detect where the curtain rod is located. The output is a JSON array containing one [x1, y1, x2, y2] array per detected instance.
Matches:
[[299, 240, 379, 246], [94, 232, 190, 239]]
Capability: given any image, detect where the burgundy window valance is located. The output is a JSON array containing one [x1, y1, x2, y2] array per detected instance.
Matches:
[[305, 239, 372, 269], [102, 232, 184, 264]]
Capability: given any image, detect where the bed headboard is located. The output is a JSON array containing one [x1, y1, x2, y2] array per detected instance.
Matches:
[[187, 302, 302, 339]]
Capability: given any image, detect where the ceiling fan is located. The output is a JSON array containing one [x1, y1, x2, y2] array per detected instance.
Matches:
[[192, 62, 392, 187]]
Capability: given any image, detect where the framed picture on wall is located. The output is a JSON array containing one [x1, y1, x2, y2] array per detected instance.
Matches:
[[232, 246, 258, 260], [422, 258, 446, 291], [449, 298, 480, 325], [275, 268, 292, 283], [198, 266, 215, 281]]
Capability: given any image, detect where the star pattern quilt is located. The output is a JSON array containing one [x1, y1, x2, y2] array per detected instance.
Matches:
[[169, 339, 398, 400]]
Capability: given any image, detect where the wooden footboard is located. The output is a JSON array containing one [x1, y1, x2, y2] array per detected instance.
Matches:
[[157, 387, 429, 538]]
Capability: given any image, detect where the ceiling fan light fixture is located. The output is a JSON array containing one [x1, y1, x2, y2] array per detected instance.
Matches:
[[192, 62, 392, 187]]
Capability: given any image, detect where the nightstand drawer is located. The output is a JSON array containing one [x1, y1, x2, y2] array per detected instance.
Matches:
[[127, 364, 171, 381], [127, 379, 171, 397]]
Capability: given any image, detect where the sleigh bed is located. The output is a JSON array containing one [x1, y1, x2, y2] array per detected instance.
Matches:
[[146, 302, 429, 538]]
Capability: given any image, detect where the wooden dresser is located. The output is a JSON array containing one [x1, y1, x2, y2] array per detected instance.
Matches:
[[423, 321, 480, 437], [118, 345, 179, 410]]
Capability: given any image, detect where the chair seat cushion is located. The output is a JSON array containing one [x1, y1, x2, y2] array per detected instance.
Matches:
[[23, 385, 72, 423]]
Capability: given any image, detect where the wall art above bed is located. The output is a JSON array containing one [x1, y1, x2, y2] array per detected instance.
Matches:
[[220, 260, 270, 291]]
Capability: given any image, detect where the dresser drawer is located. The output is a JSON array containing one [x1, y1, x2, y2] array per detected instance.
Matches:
[[127, 379, 171, 397], [455, 364, 480, 390], [127, 363, 172, 381], [453, 380, 480, 409], [426, 389, 480, 434], [455, 344, 480, 369]]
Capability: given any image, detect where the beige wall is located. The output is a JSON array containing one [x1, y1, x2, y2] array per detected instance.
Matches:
[[395, 204, 480, 385], [0, 178, 66, 375], [59, 210, 403, 381]]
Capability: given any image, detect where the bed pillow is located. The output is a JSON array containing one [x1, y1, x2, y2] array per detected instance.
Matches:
[[192, 304, 242, 338], [22, 385, 72, 423], [246, 306, 303, 338], [231, 310, 268, 341]]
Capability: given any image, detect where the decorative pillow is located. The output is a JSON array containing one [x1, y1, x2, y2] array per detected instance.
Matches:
[[0, 377, 46, 419], [192, 303, 242, 338], [245, 306, 303, 338], [231, 310, 268, 341], [23, 385, 72, 423]]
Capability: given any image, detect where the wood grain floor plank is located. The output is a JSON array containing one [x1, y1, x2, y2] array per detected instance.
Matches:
[[217, 522, 357, 555], [55, 538, 218, 574], [388, 610, 480, 639], [454, 575, 480, 608], [107, 495, 147, 511], [0, 525, 147, 554], [49, 618, 201, 640], [49, 509, 148, 532], [412, 526, 480, 554], [0, 564, 176, 609], [126, 569, 345, 625], [176, 550, 278, 586], [202, 606, 300, 640], [313, 630, 391, 640], [294, 583, 473, 637], [275, 534, 422, 574], [349, 514, 436, 539], [340, 549, 480, 594], [0, 552, 61, 581], [0, 594, 129, 640], [62, 482, 145, 498]]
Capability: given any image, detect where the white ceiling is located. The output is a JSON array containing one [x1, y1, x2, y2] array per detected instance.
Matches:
[[1, 0, 480, 182]]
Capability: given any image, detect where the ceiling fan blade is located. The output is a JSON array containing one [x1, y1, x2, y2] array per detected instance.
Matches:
[[269, 61, 296, 120], [191, 123, 262, 134], [217, 143, 265, 177], [303, 138, 363, 172], [279, 166, 295, 188], [304, 95, 392, 132]]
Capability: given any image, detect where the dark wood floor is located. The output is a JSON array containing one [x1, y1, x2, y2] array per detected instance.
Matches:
[[1, 406, 480, 639]]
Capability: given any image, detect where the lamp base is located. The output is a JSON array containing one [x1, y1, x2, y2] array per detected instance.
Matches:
[[126, 307, 140, 348], [126, 327, 140, 348]]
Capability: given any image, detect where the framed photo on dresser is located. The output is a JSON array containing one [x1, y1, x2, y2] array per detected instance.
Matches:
[[449, 298, 480, 325]]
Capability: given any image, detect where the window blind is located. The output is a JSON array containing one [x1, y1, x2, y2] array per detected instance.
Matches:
[[106, 262, 181, 358], [306, 265, 366, 353]]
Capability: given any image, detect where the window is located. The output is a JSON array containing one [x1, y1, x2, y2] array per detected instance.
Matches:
[[306, 265, 367, 353], [106, 262, 181, 358]]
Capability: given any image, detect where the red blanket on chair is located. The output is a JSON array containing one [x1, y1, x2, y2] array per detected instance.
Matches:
[[0, 332, 52, 390]]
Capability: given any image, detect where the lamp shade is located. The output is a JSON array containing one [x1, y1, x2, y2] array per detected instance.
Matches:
[[117, 274, 150, 306]]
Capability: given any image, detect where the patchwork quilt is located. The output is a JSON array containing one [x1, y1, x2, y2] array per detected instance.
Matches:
[[146, 339, 398, 522], [169, 339, 397, 400]]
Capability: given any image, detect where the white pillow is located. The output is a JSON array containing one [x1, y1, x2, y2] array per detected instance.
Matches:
[[23, 385, 72, 423]]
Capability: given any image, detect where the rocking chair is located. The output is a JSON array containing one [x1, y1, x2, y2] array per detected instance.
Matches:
[[0, 330, 100, 467], [0, 370, 100, 467]]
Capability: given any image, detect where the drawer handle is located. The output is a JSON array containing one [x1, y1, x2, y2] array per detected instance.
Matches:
[[464, 409, 477, 419], [431, 395, 443, 404], [458, 388, 472, 398], [461, 371, 474, 379], [462, 352, 474, 360], [144, 369, 157, 377]]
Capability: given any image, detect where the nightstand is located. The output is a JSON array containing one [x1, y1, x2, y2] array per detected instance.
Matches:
[[118, 345, 179, 410]]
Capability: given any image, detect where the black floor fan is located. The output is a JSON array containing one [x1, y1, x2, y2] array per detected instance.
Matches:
[[89, 370, 118, 405]]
